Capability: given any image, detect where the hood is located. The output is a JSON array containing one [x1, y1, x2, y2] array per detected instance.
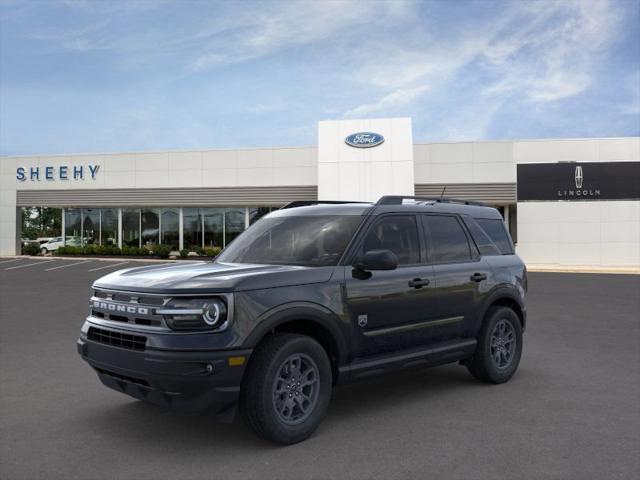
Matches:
[[93, 261, 335, 294]]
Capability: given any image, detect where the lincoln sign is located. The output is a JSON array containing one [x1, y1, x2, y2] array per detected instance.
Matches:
[[516, 162, 640, 201]]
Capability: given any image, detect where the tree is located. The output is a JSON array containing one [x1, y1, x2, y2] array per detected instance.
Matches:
[[21, 207, 62, 239]]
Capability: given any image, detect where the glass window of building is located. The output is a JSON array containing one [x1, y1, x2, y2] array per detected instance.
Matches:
[[249, 207, 273, 225], [203, 208, 224, 248], [160, 208, 179, 249], [141, 208, 160, 247], [82, 208, 100, 245], [224, 208, 246, 246], [101, 208, 118, 246], [183, 208, 202, 250], [64, 208, 82, 246], [122, 208, 140, 247]]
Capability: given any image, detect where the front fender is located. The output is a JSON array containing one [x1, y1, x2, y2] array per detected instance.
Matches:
[[241, 302, 350, 365]]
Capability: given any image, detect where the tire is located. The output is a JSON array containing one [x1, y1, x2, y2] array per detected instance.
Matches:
[[41, 248, 48, 255], [467, 306, 523, 384], [239, 333, 332, 444]]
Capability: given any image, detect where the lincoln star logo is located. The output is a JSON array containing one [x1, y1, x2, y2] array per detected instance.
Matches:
[[575, 166, 583, 189], [345, 132, 385, 148], [92, 300, 149, 315], [558, 164, 600, 198]]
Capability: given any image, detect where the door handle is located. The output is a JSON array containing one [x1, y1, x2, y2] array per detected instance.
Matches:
[[408, 278, 430, 289], [470, 272, 487, 282]]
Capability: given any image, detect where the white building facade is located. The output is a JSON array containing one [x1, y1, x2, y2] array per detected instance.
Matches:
[[1, 118, 638, 269]]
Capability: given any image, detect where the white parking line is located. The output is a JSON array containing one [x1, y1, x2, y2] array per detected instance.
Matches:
[[5, 260, 56, 270], [87, 262, 129, 272], [44, 260, 92, 271], [0, 258, 25, 265]]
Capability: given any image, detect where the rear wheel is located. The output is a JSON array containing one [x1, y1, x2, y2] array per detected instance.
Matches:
[[239, 333, 332, 444], [467, 306, 522, 384]]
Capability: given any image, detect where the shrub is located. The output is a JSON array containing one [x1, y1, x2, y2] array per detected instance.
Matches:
[[203, 247, 222, 258], [55, 244, 121, 256], [153, 244, 172, 259], [22, 243, 41, 256], [179, 249, 189, 258]]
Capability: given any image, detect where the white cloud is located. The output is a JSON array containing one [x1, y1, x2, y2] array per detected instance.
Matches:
[[189, 1, 413, 71], [344, 85, 429, 118], [342, 0, 625, 132], [482, 0, 622, 103]]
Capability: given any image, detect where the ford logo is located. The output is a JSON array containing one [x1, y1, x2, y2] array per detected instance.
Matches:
[[345, 132, 385, 148]]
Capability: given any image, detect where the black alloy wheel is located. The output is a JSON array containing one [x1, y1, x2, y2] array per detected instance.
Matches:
[[240, 333, 332, 444], [467, 306, 523, 384]]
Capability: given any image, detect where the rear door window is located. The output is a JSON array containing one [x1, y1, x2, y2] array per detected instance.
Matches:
[[423, 215, 472, 263]]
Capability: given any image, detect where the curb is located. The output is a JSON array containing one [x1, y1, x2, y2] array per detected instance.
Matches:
[[527, 266, 640, 275]]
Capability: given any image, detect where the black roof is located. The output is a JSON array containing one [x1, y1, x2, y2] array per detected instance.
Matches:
[[274, 197, 503, 220]]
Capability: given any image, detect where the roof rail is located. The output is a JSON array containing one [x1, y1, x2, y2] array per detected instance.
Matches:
[[280, 200, 370, 209], [376, 195, 486, 207]]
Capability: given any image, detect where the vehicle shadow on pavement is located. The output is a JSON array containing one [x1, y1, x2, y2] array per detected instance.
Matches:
[[75, 363, 499, 450]]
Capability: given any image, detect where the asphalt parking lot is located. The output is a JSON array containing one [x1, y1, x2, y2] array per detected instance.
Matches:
[[0, 258, 638, 480]]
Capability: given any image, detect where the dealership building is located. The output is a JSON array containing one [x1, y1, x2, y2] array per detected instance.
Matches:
[[1, 118, 639, 270]]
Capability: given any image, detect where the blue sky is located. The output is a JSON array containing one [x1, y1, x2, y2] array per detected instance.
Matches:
[[1, 0, 639, 155]]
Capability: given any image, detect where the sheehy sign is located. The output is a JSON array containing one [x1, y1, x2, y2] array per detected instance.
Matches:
[[517, 162, 640, 201], [16, 164, 100, 182]]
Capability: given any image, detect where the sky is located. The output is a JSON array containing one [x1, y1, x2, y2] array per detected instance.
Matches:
[[0, 0, 639, 155]]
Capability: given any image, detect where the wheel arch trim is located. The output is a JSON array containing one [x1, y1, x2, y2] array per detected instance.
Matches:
[[476, 287, 526, 334], [242, 302, 350, 367]]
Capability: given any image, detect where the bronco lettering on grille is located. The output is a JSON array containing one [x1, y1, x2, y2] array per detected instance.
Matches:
[[91, 300, 149, 315]]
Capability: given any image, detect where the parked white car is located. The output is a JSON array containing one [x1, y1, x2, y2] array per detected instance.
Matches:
[[40, 236, 81, 254], [21, 237, 52, 247]]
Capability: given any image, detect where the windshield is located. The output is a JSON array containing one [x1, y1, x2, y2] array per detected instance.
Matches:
[[216, 215, 363, 266]]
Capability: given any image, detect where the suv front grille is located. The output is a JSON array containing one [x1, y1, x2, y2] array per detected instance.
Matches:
[[88, 326, 146, 351], [90, 288, 167, 329]]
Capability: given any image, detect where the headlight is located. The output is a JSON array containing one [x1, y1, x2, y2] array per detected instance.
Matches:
[[157, 298, 228, 331]]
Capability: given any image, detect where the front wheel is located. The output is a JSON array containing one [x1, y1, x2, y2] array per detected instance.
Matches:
[[467, 306, 523, 384], [239, 333, 332, 444], [40, 248, 48, 255]]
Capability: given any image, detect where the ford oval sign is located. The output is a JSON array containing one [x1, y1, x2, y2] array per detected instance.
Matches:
[[345, 132, 385, 148]]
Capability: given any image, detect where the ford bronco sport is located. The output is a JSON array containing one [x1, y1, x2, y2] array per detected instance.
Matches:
[[77, 196, 527, 444]]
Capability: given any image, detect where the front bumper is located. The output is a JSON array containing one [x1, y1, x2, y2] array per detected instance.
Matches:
[[77, 333, 251, 415]]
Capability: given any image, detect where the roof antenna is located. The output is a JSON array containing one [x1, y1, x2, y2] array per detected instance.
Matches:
[[439, 185, 447, 202]]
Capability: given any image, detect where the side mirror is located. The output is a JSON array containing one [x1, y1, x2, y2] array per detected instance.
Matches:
[[354, 249, 398, 271]]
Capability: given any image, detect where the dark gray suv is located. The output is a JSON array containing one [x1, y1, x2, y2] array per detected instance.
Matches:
[[77, 196, 527, 444]]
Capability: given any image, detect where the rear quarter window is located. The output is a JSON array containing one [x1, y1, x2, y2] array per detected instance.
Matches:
[[475, 218, 514, 255], [462, 218, 501, 256]]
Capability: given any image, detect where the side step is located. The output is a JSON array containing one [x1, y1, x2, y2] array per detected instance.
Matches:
[[337, 338, 477, 383]]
